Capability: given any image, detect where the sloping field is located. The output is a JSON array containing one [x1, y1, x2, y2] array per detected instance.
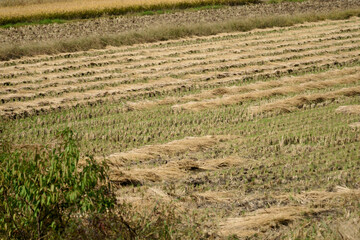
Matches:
[[1, 17, 360, 238]]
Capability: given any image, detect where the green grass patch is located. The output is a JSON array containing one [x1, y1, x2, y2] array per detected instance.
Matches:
[[0, 18, 67, 28], [140, 10, 157, 16]]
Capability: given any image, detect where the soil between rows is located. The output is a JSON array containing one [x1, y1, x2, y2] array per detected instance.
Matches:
[[1, 0, 360, 45]]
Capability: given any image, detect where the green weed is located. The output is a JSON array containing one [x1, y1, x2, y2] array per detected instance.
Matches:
[[0, 18, 67, 28]]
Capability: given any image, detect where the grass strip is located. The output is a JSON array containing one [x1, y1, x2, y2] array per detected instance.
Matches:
[[1, 8, 360, 61], [0, 18, 67, 28], [0, 0, 259, 25]]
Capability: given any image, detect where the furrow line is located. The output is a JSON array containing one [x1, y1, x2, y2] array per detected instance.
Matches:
[[172, 72, 360, 111], [2, 41, 359, 104], [3, 34, 359, 95], [127, 66, 360, 110], [2, 26, 359, 78], [1, 54, 359, 119], [2, 18, 355, 67], [249, 85, 360, 114]]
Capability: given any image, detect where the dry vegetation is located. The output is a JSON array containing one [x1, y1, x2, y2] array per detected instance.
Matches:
[[2, 18, 360, 118], [0, 0, 258, 25], [1, 16, 360, 239], [1, 0, 360, 60], [336, 105, 360, 115]]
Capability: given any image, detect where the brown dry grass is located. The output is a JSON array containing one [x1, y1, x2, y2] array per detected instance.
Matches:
[[349, 122, 360, 128], [110, 157, 247, 185], [191, 190, 238, 203], [337, 218, 360, 240], [336, 105, 360, 115], [249, 86, 360, 114], [220, 206, 326, 238], [129, 66, 360, 111], [336, 105, 360, 128], [103, 135, 241, 185], [101, 135, 237, 172], [172, 72, 360, 111], [220, 187, 360, 238], [277, 186, 360, 205]]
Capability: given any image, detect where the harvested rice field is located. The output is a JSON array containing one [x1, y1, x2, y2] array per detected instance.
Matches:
[[1, 16, 360, 239]]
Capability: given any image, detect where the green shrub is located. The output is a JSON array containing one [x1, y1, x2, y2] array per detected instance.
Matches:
[[0, 129, 115, 239]]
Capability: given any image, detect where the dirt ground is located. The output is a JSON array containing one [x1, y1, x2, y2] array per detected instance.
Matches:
[[1, 0, 360, 45]]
